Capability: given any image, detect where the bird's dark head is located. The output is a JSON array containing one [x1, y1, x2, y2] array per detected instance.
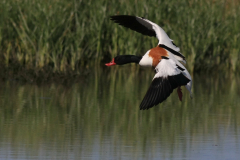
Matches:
[[105, 55, 142, 66]]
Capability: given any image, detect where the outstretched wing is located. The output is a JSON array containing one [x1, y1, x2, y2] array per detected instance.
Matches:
[[110, 15, 156, 37], [110, 15, 180, 52], [140, 58, 190, 110]]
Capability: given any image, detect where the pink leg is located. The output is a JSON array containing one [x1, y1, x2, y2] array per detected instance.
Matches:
[[177, 87, 183, 101]]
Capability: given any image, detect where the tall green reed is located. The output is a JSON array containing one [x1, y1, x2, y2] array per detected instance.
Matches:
[[0, 0, 239, 75]]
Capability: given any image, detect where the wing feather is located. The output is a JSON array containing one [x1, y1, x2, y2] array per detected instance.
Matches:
[[110, 15, 156, 37], [110, 15, 180, 52], [140, 59, 190, 110]]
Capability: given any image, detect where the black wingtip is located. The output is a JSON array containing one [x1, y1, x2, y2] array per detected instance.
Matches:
[[139, 73, 190, 110], [109, 15, 156, 37], [110, 15, 134, 20]]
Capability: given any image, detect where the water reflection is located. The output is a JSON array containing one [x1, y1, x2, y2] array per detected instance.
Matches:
[[0, 68, 240, 160]]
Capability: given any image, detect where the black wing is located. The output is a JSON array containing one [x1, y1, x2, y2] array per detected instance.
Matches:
[[110, 15, 156, 37], [140, 73, 190, 110]]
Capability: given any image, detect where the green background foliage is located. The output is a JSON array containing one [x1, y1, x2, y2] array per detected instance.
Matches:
[[0, 0, 239, 76]]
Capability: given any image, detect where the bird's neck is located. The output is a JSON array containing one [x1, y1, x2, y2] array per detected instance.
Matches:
[[119, 55, 142, 65]]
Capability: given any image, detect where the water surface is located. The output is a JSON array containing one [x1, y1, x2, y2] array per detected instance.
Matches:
[[0, 68, 240, 160]]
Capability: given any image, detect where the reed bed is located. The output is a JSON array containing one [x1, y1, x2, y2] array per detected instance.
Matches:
[[0, 0, 239, 76]]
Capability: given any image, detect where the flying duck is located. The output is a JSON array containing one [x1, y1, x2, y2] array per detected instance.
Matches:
[[105, 15, 192, 110]]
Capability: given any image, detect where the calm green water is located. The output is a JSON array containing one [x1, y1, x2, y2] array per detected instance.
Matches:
[[0, 68, 240, 160]]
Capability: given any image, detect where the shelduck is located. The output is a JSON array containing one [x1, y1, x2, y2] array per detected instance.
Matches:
[[105, 15, 192, 110]]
